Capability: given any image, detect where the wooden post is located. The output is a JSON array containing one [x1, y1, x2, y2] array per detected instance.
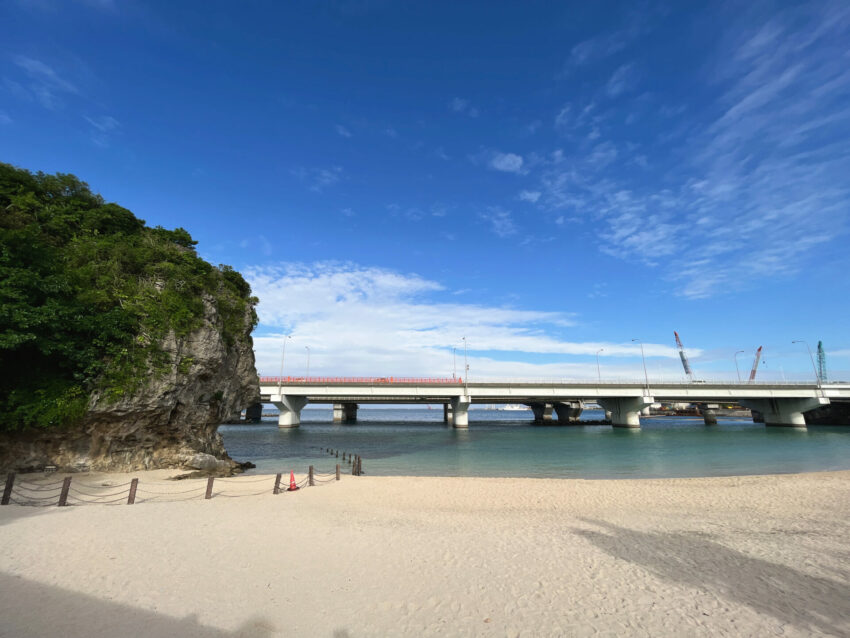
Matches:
[[308, 465, 314, 486], [1, 472, 14, 505], [336, 464, 340, 480], [205, 477, 214, 500], [335, 450, 338, 458], [58, 476, 72, 507], [342, 452, 346, 461], [352, 457, 357, 475], [273, 473, 282, 495], [127, 478, 138, 505]]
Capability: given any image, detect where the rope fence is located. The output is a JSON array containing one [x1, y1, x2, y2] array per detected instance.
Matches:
[[0, 460, 353, 507]]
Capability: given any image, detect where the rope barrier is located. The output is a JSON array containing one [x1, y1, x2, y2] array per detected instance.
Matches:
[[15, 482, 65, 492], [74, 481, 133, 489], [10, 490, 60, 503], [4, 468, 343, 507], [67, 487, 130, 499], [135, 486, 207, 495]]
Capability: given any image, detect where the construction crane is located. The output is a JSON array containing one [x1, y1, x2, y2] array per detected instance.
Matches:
[[817, 341, 827, 382], [748, 346, 763, 382], [673, 331, 694, 382]]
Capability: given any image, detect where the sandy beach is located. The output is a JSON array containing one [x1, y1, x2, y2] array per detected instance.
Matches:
[[1, 470, 849, 637]]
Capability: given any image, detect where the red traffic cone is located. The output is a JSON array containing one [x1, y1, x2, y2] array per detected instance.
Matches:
[[287, 471, 299, 492]]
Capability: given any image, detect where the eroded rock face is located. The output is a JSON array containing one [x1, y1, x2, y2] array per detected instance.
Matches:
[[0, 298, 259, 472]]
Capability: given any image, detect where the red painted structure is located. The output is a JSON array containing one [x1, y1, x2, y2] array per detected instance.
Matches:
[[259, 376, 463, 385]]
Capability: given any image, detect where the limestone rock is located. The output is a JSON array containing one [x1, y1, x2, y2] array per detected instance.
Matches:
[[0, 296, 259, 473]]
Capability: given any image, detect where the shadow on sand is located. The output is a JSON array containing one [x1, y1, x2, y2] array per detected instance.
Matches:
[[0, 571, 348, 637], [573, 519, 850, 636]]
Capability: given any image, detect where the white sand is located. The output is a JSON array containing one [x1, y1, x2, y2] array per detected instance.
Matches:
[[1, 469, 849, 637]]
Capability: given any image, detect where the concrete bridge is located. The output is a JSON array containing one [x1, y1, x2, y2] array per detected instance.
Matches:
[[258, 377, 850, 429]]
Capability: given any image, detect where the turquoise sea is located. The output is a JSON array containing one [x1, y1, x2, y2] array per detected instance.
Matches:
[[218, 408, 850, 479]]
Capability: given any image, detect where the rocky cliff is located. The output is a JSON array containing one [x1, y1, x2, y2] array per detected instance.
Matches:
[[0, 297, 258, 473]]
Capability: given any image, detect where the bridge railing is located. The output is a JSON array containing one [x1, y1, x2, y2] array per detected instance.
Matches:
[[259, 376, 464, 385], [257, 376, 835, 386]]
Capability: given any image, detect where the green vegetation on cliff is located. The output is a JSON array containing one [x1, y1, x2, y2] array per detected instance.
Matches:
[[0, 163, 258, 431]]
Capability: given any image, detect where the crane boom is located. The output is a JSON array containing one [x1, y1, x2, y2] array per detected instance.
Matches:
[[748, 346, 763, 382], [673, 331, 694, 382]]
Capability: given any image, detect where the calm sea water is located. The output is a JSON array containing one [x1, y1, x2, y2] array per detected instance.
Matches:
[[218, 408, 850, 479]]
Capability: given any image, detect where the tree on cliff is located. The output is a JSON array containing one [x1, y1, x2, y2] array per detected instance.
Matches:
[[0, 163, 258, 431]]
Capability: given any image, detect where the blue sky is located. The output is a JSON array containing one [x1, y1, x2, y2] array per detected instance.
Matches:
[[2, 0, 849, 381]]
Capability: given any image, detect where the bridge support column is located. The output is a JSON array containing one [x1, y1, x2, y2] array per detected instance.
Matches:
[[272, 395, 308, 428], [530, 403, 553, 424], [698, 403, 719, 425], [740, 397, 829, 428], [333, 403, 358, 423], [598, 396, 654, 428], [443, 403, 451, 423], [554, 401, 583, 424], [451, 396, 471, 428]]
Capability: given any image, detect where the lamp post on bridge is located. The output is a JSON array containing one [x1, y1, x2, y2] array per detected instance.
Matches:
[[792, 340, 820, 386], [462, 337, 469, 394], [631, 338, 649, 392], [596, 348, 604, 384], [734, 350, 745, 383], [278, 334, 292, 395], [305, 345, 311, 381]]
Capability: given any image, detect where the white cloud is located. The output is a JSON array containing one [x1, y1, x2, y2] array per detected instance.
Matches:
[[449, 97, 479, 117], [335, 124, 352, 138], [12, 55, 78, 109], [535, 4, 850, 298], [489, 152, 525, 174], [479, 207, 517, 237], [84, 114, 120, 147], [518, 190, 541, 203], [606, 63, 637, 97], [292, 166, 344, 192], [246, 262, 683, 378]]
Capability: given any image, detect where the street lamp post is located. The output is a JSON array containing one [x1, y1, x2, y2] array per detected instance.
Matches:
[[792, 340, 820, 385], [305, 346, 311, 381], [278, 334, 292, 394], [631, 338, 649, 391], [596, 348, 604, 384], [734, 350, 745, 383], [461, 337, 469, 394]]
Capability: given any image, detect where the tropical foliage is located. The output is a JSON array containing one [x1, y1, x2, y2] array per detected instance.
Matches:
[[0, 163, 257, 430]]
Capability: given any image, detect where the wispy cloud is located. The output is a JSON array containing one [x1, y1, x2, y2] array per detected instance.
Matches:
[[0, 111, 11, 125], [536, 3, 850, 298], [518, 190, 541, 203], [84, 114, 120, 147], [449, 97, 479, 118], [479, 207, 517, 237], [291, 166, 344, 192], [605, 63, 637, 97], [246, 262, 681, 378], [489, 152, 525, 174], [12, 55, 79, 109], [335, 124, 352, 138]]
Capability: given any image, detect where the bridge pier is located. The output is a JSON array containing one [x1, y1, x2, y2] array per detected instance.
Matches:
[[443, 403, 452, 423], [272, 395, 308, 428], [451, 395, 471, 428], [554, 401, 583, 424], [530, 403, 554, 424], [598, 396, 654, 428], [698, 403, 719, 425], [333, 402, 358, 424], [740, 397, 829, 428]]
